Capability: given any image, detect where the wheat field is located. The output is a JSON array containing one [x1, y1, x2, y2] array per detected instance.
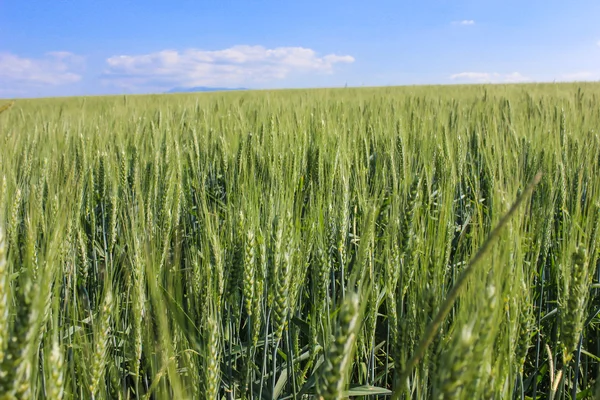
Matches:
[[0, 83, 599, 399]]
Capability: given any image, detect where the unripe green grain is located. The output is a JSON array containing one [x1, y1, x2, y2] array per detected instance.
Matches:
[[0, 228, 8, 363], [560, 246, 589, 363], [203, 308, 221, 400], [77, 227, 89, 286], [316, 292, 360, 400], [90, 288, 113, 398], [8, 188, 21, 248], [273, 250, 291, 340], [252, 276, 263, 346], [0, 176, 6, 209], [47, 339, 64, 400], [435, 322, 475, 400], [515, 283, 535, 375], [131, 237, 145, 390], [243, 228, 256, 316]]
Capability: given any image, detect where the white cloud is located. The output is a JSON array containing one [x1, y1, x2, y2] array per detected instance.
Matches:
[[450, 72, 490, 81], [450, 71, 530, 83], [597, 40, 600, 47], [453, 20, 475, 26], [559, 71, 600, 81], [503, 72, 531, 83], [450, 71, 600, 84], [102, 45, 355, 90], [0, 52, 83, 87]]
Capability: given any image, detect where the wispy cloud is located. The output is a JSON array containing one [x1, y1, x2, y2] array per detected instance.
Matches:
[[450, 71, 530, 83], [102, 45, 355, 91], [0, 52, 83, 88], [450, 71, 600, 84], [597, 40, 600, 47], [559, 71, 600, 81], [453, 20, 475, 26]]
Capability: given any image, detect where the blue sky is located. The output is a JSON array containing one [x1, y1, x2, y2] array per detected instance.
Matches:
[[1, 0, 599, 98]]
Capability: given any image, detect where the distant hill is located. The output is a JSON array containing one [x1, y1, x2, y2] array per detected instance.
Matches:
[[166, 86, 248, 94]]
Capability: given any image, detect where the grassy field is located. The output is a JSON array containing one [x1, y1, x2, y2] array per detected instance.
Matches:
[[0, 83, 599, 399]]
